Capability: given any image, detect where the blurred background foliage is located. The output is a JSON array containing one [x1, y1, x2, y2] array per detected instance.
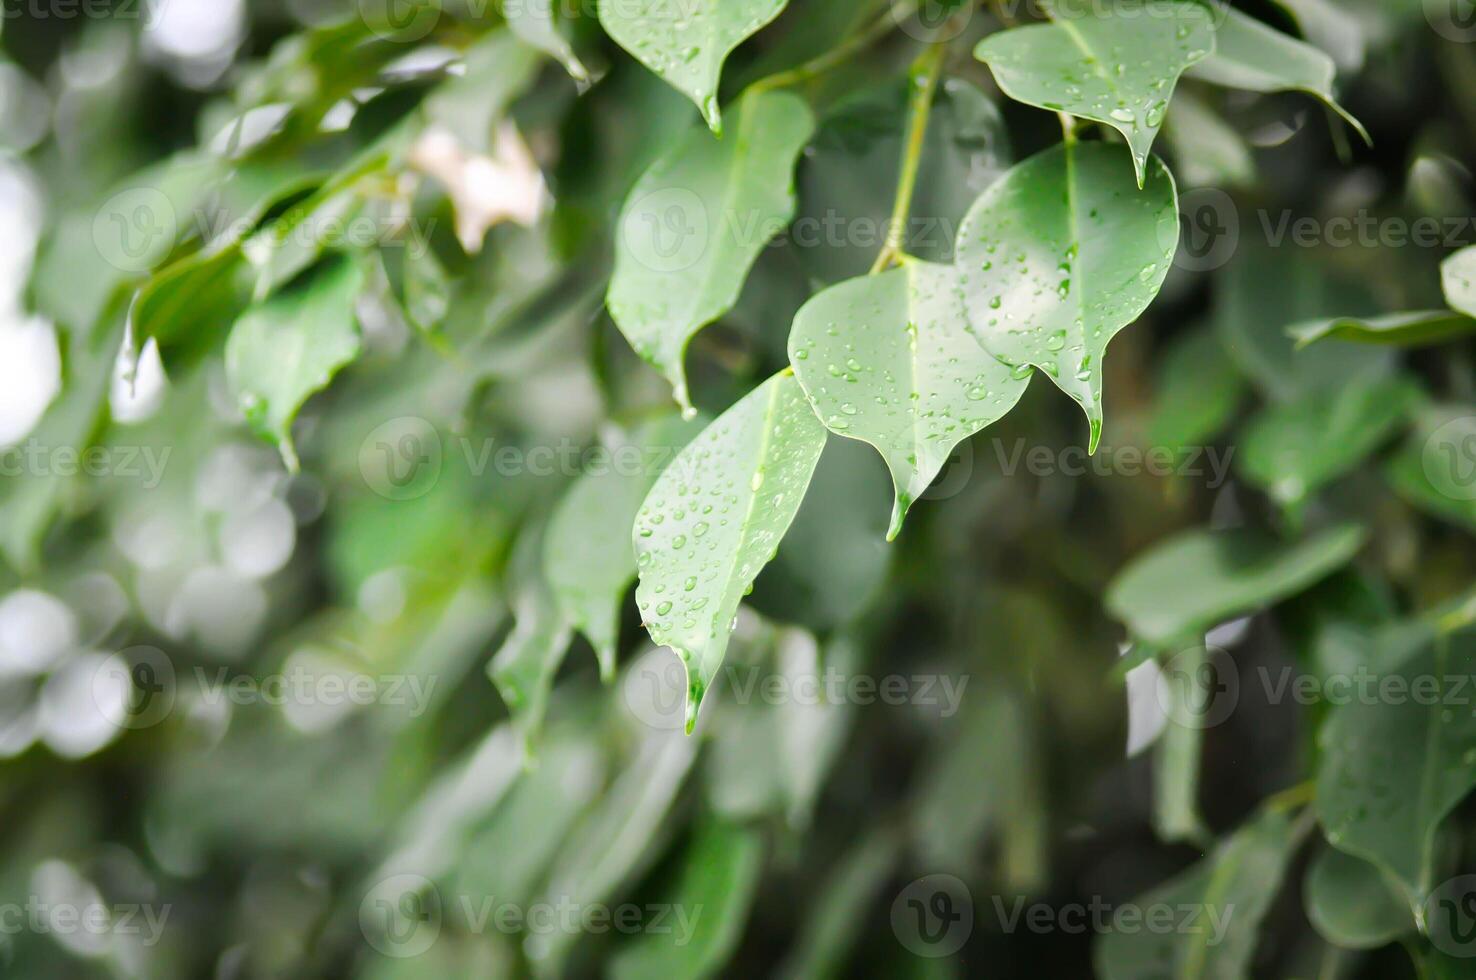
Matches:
[[0, 0, 1475, 977]]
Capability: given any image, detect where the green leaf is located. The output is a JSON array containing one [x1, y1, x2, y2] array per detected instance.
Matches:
[[974, 0, 1215, 186], [954, 140, 1178, 450], [224, 255, 364, 468], [533, 716, 699, 974], [1385, 407, 1476, 534], [1290, 311, 1476, 349], [788, 259, 1030, 538], [1442, 246, 1476, 318], [597, 0, 788, 132], [1238, 376, 1422, 509], [1304, 844, 1413, 950], [608, 820, 764, 980], [1316, 626, 1476, 912], [776, 827, 901, 980], [633, 371, 827, 732], [503, 0, 588, 81], [1094, 808, 1302, 980], [544, 416, 702, 680], [1154, 653, 1208, 845], [130, 245, 253, 360], [608, 89, 814, 414], [1106, 524, 1368, 647], [489, 523, 574, 756], [1187, 5, 1369, 143], [1163, 90, 1255, 189], [1145, 325, 1244, 449]]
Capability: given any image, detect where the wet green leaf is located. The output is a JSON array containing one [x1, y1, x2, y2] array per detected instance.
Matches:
[[954, 140, 1178, 450], [975, 0, 1215, 185], [609, 819, 764, 980], [598, 0, 789, 132], [633, 371, 827, 732], [1188, 5, 1369, 143], [224, 254, 364, 467], [607, 89, 814, 413], [788, 259, 1030, 538], [1106, 524, 1368, 647], [1316, 626, 1476, 913], [1094, 808, 1302, 980]]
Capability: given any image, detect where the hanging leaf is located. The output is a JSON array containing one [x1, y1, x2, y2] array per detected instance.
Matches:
[[597, 0, 788, 132], [607, 89, 814, 414], [1442, 246, 1476, 318], [1316, 626, 1476, 913], [974, 0, 1215, 186], [1237, 376, 1422, 509], [788, 259, 1030, 538], [544, 415, 703, 680], [504, 0, 588, 82], [1304, 844, 1413, 950], [1289, 311, 1476, 349], [489, 523, 574, 756], [608, 820, 765, 980], [224, 255, 364, 468], [1094, 808, 1302, 980], [1187, 6, 1369, 143], [954, 140, 1178, 450], [1106, 524, 1367, 647], [633, 371, 827, 732]]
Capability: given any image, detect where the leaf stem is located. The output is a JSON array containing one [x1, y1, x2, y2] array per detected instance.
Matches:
[[1265, 779, 1316, 813], [870, 40, 948, 274], [752, 0, 921, 95]]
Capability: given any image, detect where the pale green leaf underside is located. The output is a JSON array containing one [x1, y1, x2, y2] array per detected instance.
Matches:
[[1105, 524, 1367, 647], [954, 140, 1178, 451], [608, 820, 764, 980], [607, 89, 814, 415], [543, 415, 701, 680], [975, 0, 1215, 186], [633, 371, 827, 731], [788, 259, 1030, 539], [224, 254, 363, 468], [1290, 310, 1476, 349], [598, 0, 788, 131], [1187, 5, 1369, 143], [1317, 626, 1476, 913], [1442, 245, 1476, 318], [1095, 808, 1299, 980]]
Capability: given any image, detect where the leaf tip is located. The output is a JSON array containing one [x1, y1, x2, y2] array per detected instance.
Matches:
[[886, 493, 912, 542]]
